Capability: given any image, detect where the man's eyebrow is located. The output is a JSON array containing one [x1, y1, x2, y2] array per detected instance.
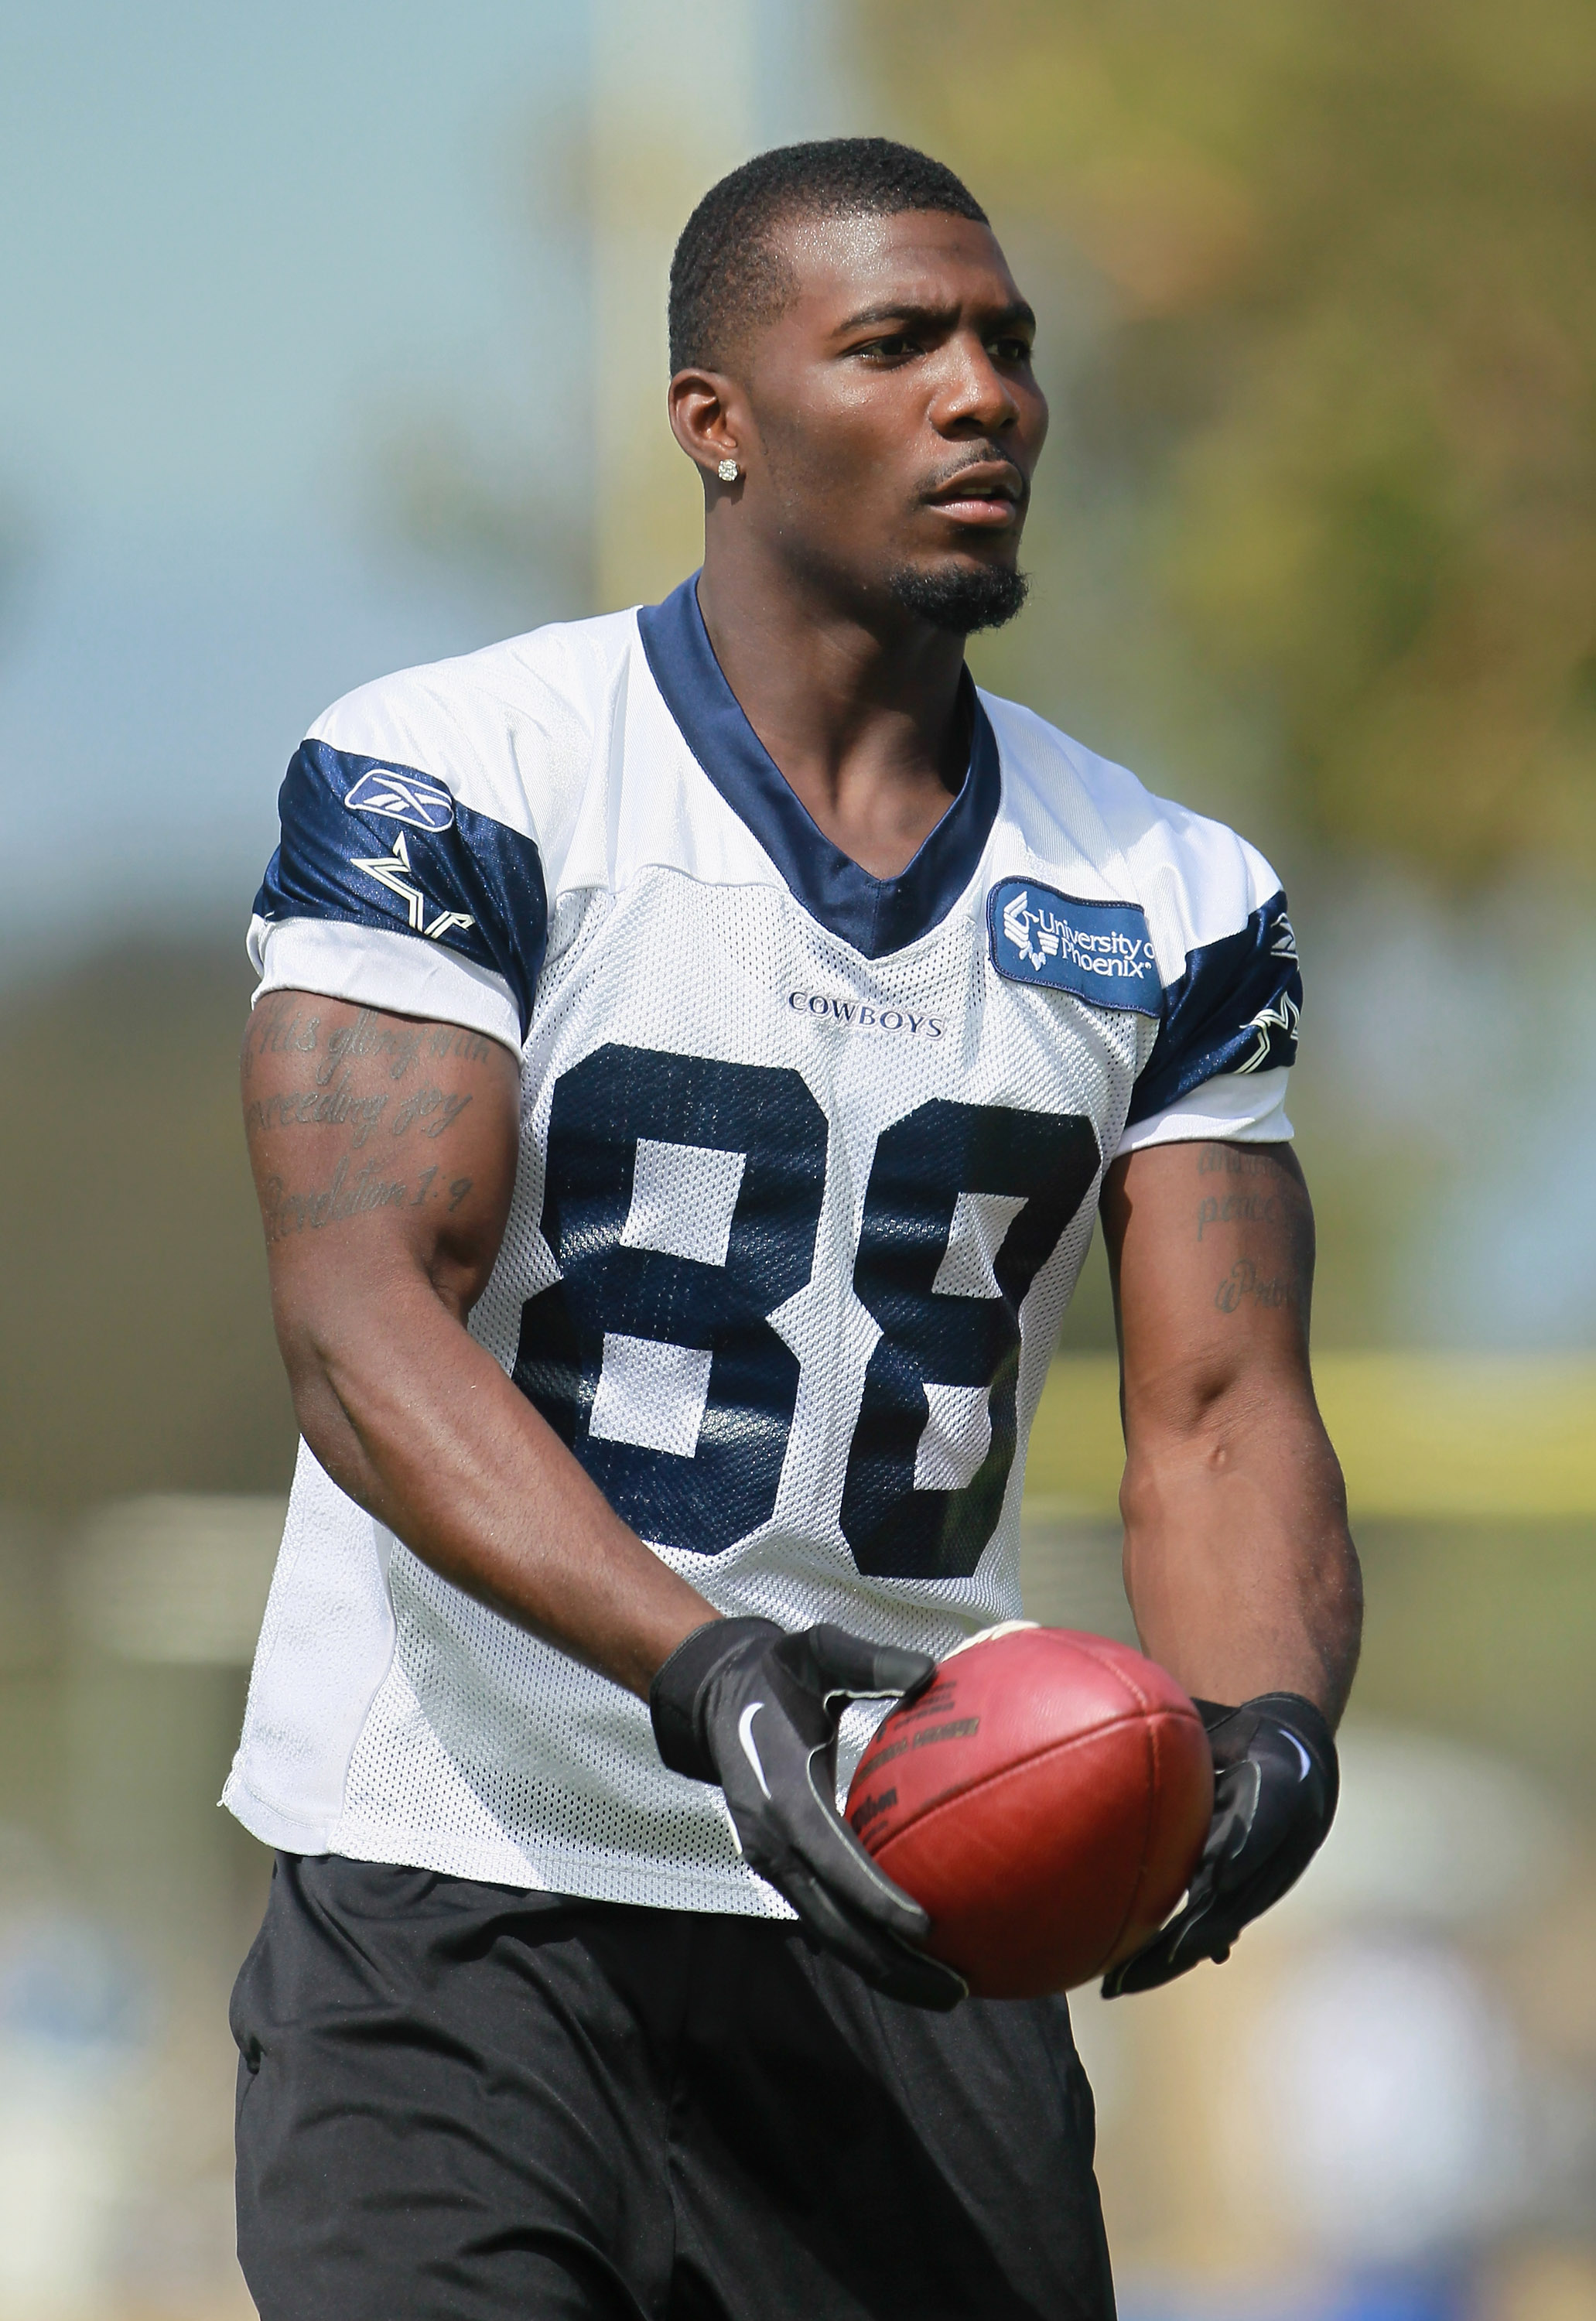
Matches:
[[832, 297, 1037, 337]]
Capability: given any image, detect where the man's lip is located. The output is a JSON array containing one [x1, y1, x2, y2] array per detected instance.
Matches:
[[923, 463, 1024, 507]]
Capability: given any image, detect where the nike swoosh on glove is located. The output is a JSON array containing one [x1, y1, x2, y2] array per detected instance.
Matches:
[[1101, 1691, 1338, 1999], [651, 1618, 967, 2011]]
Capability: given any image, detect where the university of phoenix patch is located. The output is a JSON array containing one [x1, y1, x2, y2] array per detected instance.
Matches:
[[986, 880, 1162, 1017]]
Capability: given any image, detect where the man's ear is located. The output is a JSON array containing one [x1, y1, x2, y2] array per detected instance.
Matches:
[[668, 368, 744, 485]]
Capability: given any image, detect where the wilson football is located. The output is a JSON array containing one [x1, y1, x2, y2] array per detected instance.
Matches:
[[846, 1622, 1213, 1997]]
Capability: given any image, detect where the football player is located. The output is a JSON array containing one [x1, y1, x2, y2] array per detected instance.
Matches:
[[229, 138, 1359, 2320]]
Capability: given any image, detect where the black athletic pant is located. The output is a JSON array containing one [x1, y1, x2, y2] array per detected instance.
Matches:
[[232, 1853, 1116, 2320]]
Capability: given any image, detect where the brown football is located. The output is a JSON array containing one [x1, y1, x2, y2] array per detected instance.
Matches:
[[846, 1623, 1213, 1998]]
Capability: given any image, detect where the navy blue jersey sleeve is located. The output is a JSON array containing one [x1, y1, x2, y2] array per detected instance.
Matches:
[[1126, 890, 1301, 1126], [254, 742, 548, 1039]]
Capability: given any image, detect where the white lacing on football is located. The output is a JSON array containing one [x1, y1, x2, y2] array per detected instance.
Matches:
[[942, 1619, 1040, 1662]]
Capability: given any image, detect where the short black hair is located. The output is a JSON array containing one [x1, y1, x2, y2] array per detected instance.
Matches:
[[668, 137, 988, 374]]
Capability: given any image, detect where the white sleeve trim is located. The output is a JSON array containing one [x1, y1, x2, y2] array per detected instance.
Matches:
[[1116, 1066, 1293, 1157], [248, 917, 522, 1056]]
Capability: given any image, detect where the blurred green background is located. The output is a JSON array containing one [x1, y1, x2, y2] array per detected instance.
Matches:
[[1, 2, 1593, 2316]]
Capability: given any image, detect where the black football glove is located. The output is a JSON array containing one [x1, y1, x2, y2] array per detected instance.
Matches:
[[1101, 1691, 1338, 1999], [651, 1617, 967, 2012]]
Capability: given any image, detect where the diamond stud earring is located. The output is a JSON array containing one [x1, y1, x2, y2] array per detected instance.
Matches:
[[717, 456, 740, 483]]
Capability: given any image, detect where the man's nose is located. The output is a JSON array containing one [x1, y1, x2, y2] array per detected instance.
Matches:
[[931, 333, 1020, 434]]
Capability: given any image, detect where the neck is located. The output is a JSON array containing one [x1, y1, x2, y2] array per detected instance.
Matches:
[[694, 531, 971, 882]]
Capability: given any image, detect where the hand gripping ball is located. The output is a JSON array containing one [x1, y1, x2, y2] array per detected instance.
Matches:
[[846, 1623, 1214, 1997]]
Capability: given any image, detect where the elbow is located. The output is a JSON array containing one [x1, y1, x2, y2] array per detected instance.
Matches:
[[269, 1294, 403, 1523], [1116, 1386, 1259, 1523], [271, 1278, 338, 1395], [274, 1314, 353, 1467], [268, 1279, 378, 1455], [1117, 1449, 1161, 1540], [1121, 1380, 1356, 1543], [268, 1261, 450, 1477]]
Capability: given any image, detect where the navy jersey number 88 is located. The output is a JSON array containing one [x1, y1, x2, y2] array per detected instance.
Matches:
[[842, 1101, 1102, 1580], [514, 1044, 1099, 1576], [514, 1047, 827, 1554]]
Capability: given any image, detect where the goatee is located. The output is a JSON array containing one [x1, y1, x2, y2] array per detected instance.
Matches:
[[885, 562, 1030, 635]]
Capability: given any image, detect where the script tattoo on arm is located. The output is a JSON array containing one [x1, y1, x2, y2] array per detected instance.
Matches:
[[1191, 1142, 1311, 1318], [241, 993, 320, 1082], [243, 1007, 484, 1167], [236, 990, 716, 1710], [241, 996, 510, 1260]]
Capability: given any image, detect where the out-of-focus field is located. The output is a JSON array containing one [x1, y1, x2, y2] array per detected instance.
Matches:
[[1033, 1355, 1596, 1522], [2, 942, 1593, 2321], [5, 1480, 1594, 2319], [2, 931, 1595, 2319], [1029, 1355, 1596, 2321]]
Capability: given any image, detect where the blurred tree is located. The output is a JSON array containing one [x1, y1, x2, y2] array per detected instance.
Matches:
[[377, 5, 774, 622], [864, 0, 1596, 884], [379, 403, 593, 620]]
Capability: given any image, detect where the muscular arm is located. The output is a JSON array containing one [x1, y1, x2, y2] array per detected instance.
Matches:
[[1100, 1138, 1362, 1722], [241, 990, 716, 1697]]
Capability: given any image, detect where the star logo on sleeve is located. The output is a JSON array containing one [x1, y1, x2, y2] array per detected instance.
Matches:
[[351, 832, 477, 942], [1234, 989, 1300, 1072]]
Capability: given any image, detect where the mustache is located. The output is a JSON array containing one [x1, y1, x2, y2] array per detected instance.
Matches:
[[919, 450, 1028, 499]]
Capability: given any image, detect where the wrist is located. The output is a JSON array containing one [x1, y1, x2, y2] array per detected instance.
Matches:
[[649, 1615, 782, 1780], [1192, 1692, 1338, 1793], [1245, 1690, 1336, 1765]]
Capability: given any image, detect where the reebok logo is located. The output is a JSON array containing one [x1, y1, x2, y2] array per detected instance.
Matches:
[[344, 766, 456, 832]]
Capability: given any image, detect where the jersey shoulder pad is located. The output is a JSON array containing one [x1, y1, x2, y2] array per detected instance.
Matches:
[[1086, 757, 1300, 1125], [252, 612, 632, 1040], [307, 608, 632, 853], [984, 698, 1300, 1123]]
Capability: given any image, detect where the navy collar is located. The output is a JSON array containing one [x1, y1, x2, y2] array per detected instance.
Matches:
[[637, 574, 1001, 959]]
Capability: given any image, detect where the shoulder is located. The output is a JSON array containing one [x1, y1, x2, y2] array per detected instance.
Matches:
[[305, 608, 638, 843], [980, 691, 1280, 976], [982, 690, 1300, 1142], [253, 612, 638, 1049]]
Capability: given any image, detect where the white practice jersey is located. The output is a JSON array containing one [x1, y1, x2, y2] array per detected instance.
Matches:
[[224, 576, 1301, 1912]]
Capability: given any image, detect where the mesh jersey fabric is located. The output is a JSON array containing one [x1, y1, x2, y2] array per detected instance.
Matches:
[[224, 575, 1300, 1913]]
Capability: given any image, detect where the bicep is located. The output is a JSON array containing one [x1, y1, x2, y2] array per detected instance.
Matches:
[[240, 990, 520, 1338], [1100, 1138, 1317, 1441]]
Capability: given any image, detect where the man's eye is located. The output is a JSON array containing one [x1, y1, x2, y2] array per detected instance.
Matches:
[[856, 334, 915, 362], [993, 337, 1035, 364]]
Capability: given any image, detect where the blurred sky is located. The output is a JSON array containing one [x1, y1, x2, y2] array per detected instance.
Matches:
[[3, 1, 1591, 1350], [0, 1, 843, 979], [0, 3, 566, 979]]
